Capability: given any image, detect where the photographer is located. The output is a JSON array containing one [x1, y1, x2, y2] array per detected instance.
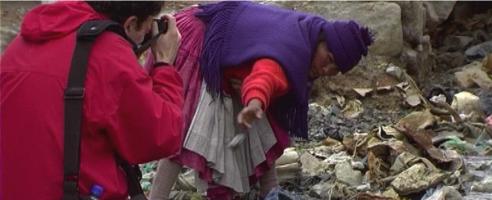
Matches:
[[1, 1, 182, 200]]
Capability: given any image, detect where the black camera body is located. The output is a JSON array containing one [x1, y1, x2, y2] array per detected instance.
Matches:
[[154, 18, 169, 35], [134, 18, 169, 56]]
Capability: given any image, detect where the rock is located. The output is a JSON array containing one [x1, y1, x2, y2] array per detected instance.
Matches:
[[276, 162, 301, 183], [422, 186, 462, 200], [436, 52, 466, 69], [442, 36, 474, 52], [471, 177, 492, 193], [450, 91, 485, 122], [277, 148, 300, 166], [335, 161, 363, 186], [430, 94, 447, 104], [391, 163, 447, 195], [400, 47, 419, 74], [479, 90, 492, 116], [283, 1, 403, 56], [351, 161, 365, 170], [324, 151, 352, 166], [386, 65, 404, 80], [395, 2, 426, 45], [400, 38, 435, 84], [311, 181, 356, 199], [406, 94, 422, 107], [276, 149, 301, 183], [423, 1, 456, 29], [470, 30, 491, 44], [299, 152, 328, 176], [465, 41, 492, 59], [355, 184, 371, 192], [455, 61, 492, 89]]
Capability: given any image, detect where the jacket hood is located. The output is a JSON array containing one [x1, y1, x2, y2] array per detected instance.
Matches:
[[21, 1, 106, 42]]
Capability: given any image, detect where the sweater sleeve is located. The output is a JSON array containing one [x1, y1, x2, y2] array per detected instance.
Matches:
[[241, 58, 289, 110]]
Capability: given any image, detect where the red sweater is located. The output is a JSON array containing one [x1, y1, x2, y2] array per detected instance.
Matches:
[[224, 58, 289, 110], [1, 2, 183, 200]]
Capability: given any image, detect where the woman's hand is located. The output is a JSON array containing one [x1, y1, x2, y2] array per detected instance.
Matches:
[[237, 99, 263, 129]]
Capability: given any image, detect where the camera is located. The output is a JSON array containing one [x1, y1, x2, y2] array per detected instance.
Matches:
[[143, 18, 169, 42], [134, 17, 169, 56]]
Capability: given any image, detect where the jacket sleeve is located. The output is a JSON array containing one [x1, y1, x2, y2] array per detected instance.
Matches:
[[241, 58, 289, 110], [89, 35, 184, 164]]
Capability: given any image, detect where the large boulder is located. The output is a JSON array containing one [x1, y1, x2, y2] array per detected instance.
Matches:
[[275, 1, 403, 57], [395, 2, 426, 45], [423, 1, 456, 29]]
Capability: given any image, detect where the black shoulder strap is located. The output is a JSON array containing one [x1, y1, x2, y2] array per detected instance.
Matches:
[[62, 20, 146, 200]]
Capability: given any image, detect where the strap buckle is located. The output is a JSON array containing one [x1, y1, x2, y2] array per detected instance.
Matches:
[[64, 87, 85, 100]]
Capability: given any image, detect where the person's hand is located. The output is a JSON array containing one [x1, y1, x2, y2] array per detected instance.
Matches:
[[237, 99, 263, 129], [151, 14, 181, 64]]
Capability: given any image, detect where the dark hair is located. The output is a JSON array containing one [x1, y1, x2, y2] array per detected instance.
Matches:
[[87, 1, 164, 29]]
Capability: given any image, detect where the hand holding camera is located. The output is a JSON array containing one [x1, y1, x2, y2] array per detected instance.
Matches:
[[152, 15, 181, 65], [135, 14, 181, 66]]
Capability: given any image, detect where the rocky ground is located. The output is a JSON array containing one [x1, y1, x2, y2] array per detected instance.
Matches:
[[1, 1, 491, 200]]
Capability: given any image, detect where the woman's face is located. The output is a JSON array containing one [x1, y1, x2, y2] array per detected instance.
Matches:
[[309, 41, 339, 79]]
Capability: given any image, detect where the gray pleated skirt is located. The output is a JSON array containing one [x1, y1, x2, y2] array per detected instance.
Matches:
[[183, 83, 277, 193]]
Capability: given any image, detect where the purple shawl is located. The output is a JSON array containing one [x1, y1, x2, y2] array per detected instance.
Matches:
[[196, 1, 372, 138]]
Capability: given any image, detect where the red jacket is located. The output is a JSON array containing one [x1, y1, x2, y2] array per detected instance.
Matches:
[[0, 2, 183, 200]]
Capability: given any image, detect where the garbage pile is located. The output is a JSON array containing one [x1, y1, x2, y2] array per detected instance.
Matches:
[[283, 63, 492, 200], [138, 61, 492, 200]]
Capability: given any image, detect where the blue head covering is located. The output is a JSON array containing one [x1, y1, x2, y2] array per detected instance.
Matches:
[[196, 1, 373, 138], [323, 21, 373, 73]]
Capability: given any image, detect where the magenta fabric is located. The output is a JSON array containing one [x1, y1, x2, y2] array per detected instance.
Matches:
[[145, 7, 204, 143]]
